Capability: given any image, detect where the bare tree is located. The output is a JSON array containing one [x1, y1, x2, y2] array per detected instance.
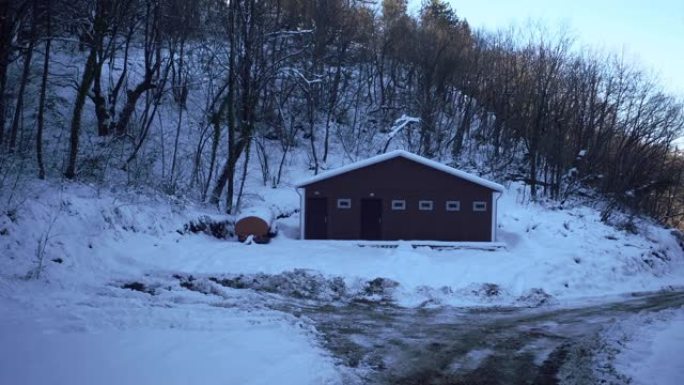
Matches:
[[35, 0, 52, 179]]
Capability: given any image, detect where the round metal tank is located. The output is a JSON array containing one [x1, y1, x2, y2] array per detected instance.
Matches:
[[235, 207, 274, 243]]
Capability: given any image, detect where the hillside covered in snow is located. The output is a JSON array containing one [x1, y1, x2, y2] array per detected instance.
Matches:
[[2, 0, 684, 383]]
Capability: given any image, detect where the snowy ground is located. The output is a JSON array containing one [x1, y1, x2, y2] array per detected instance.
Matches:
[[5, 179, 678, 308], [1, 180, 683, 384], [0, 184, 348, 385], [0, 261, 345, 385], [600, 307, 684, 385], [0, 290, 342, 385]]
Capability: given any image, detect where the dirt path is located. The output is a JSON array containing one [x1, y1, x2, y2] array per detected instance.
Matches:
[[165, 273, 684, 384], [280, 290, 684, 384]]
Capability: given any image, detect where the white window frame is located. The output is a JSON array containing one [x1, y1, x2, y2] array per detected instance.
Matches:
[[418, 200, 433, 211], [337, 198, 351, 209], [391, 200, 406, 210], [473, 201, 487, 212], [446, 200, 461, 211]]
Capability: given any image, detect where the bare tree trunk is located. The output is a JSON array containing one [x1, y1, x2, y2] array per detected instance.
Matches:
[[108, 27, 133, 134], [276, 147, 289, 186], [114, 0, 159, 137], [93, 58, 109, 136], [254, 137, 269, 186], [209, 0, 238, 208], [124, 50, 173, 168], [198, 82, 230, 200], [65, 48, 98, 179], [169, 96, 184, 187], [169, 40, 186, 187], [451, 95, 473, 158], [210, 160, 229, 207], [322, 59, 343, 163], [36, 0, 51, 179], [114, 80, 156, 137], [210, 137, 247, 210], [202, 120, 220, 201], [9, 19, 35, 152], [0, 46, 7, 145], [307, 91, 319, 174], [0, 1, 19, 146], [235, 138, 252, 213]]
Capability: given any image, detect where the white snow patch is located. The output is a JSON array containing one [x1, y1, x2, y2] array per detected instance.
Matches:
[[612, 308, 684, 385], [0, 279, 344, 385]]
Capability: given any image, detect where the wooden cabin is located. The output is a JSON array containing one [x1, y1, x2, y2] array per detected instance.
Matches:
[[295, 150, 504, 242]]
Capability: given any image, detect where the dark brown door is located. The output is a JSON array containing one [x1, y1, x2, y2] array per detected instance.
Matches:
[[360, 199, 382, 240], [305, 198, 328, 239]]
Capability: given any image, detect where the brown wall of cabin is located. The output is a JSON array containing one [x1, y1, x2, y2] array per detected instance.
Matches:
[[303, 157, 495, 241]]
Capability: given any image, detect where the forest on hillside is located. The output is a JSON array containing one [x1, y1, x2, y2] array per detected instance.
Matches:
[[1, 0, 683, 226]]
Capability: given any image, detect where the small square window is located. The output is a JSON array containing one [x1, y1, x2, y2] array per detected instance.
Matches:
[[419, 200, 433, 211], [337, 198, 351, 209], [391, 200, 406, 210], [446, 201, 460, 211], [473, 201, 487, 212]]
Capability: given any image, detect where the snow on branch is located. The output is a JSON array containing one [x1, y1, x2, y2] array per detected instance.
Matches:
[[388, 114, 420, 139], [383, 114, 420, 152], [267, 29, 315, 37], [279, 67, 323, 86]]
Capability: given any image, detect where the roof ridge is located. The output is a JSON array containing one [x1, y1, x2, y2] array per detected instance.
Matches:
[[295, 150, 504, 192]]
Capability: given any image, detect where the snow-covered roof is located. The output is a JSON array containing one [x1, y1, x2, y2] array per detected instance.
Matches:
[[295, 150, 504, 192]]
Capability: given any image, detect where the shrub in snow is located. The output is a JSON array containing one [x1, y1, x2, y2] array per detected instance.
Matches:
[[209, 275, 248, 289], [413, 285, 456, 306], [121, 281, 155, 295], [181, 215, 234, 239], [476, 283, 502, 298], [207, 270, 348, 301], [178, 275, 225, 296], [616, 219, 639, 235], [516, 288, 555, 307], [670, 229, 684, 250], [173, 271, 407, 304], [455, 283, 510, 304], [360, 277, 400, 302], [4, 209, 17, 223], [636, 249, 673, 276]]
